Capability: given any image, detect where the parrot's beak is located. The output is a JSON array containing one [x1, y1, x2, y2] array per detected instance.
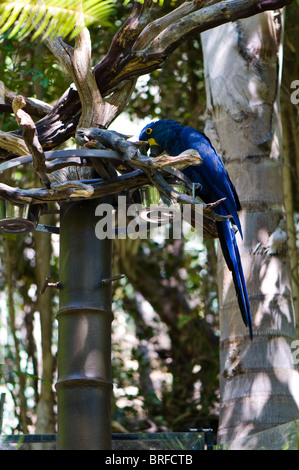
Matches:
[[147, 137, 162, 157]]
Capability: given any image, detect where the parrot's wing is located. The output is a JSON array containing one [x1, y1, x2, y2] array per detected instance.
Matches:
[[181, 127, 242, 237]]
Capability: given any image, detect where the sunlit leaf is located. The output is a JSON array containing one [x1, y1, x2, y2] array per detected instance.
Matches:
[[0, 0, 118, 41]]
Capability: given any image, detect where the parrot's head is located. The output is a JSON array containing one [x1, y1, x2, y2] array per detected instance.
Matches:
[[139, 119, 184, 157]]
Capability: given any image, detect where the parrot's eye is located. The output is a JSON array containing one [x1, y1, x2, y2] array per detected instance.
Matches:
[[146, 128, 152, 135]]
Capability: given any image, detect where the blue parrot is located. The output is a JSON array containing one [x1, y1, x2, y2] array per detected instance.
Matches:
[[139, 119, 253, 339]]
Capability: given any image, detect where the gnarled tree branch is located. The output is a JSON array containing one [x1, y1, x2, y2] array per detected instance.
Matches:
[[0, 0, 293, 160]]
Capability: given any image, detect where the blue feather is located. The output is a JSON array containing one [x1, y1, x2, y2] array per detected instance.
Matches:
[[139, 119, 253, 339]]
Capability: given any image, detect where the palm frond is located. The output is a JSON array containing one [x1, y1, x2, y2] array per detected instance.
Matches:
[[0, 0, 117, 41]]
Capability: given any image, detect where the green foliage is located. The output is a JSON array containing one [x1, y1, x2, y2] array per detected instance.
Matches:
[[0, 0, 177, 43], [0, 0, 117, 41], [12, 370, 48, 386], [124, 0, 178, 4], [110, 235, 219, 432], [0, 32, 70, 131]]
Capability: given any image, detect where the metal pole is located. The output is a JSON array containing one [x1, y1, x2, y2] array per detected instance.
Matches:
[[56, 198, 113, 450]]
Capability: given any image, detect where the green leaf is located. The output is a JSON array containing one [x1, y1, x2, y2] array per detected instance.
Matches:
[[12, 369, 49, 385], [0, 0, 117, 41], [177, 314, 192, 329], [123, 0, 174, 5]]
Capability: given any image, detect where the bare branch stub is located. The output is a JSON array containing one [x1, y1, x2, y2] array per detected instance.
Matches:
[[12, 96, 50, 188], [3, 84, 53, 118]]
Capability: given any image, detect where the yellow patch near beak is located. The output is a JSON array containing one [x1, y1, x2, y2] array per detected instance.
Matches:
[[148, 137, 159, 147]]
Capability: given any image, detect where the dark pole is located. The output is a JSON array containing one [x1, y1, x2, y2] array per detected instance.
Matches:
[[56, 197, 113, 450]]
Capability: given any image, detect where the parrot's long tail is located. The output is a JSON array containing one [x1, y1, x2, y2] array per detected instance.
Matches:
[[216, 219, 253, 340]]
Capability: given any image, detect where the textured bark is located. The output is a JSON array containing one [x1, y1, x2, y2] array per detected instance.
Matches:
[[281, 97, 299, 338], [202, 12, 299, 446]]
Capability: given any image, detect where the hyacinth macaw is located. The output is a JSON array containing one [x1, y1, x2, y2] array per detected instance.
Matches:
[[139, 119, 253, 339]]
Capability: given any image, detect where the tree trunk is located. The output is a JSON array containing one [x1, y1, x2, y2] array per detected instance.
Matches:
[[201, 11, 299, 447], [281, 96, 299, 338]]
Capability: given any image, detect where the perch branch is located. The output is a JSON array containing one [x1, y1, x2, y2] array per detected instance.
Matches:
[[132, 149, 203, 171], [0, 170, 149, 204], [0, 130, 29, 157], [76, 128, 204, 169], [75, 127, 228, 223], [149, 171, 227, 222]]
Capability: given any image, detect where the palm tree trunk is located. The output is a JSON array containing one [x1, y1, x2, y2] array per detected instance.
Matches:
[[201, 11, 299, 447], [281, 96, 299, 338]]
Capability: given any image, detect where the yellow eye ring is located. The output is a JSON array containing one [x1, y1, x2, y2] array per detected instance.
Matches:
[[146, 128, 152, 135]]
